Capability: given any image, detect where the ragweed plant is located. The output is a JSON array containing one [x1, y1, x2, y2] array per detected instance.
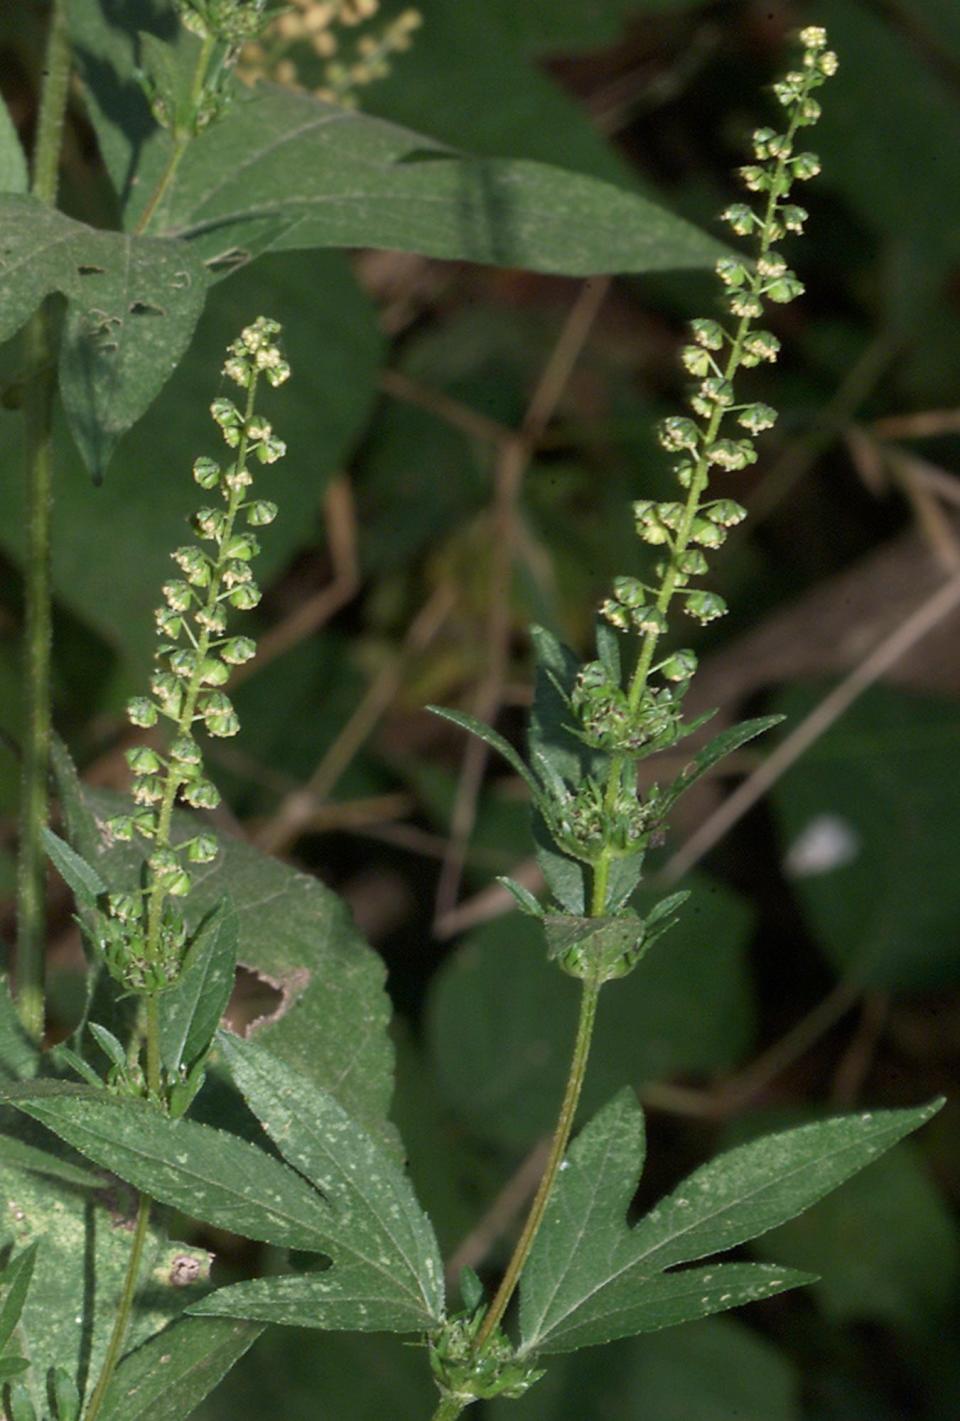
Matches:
[[0, 21, 945, 1421]]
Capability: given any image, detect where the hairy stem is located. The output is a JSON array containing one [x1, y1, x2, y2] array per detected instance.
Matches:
[[82, 1193, 152, 1421], [15, 0, 72, 1038], [472, 975, 602, 1352]]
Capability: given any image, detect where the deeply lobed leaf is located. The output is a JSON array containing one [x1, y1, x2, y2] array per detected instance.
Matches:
[[189, 1033, 444, 1333], [519, 1090, 942, 1355]]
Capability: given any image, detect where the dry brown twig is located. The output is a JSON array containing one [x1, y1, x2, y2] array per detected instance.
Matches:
[[254, 582, 455, 855], [433, 276, 611, 924]]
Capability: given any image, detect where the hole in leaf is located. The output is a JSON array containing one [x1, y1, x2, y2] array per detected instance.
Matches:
[[128, 300, 164, 316], [223, 964, 286, 1033], [76, 264, 106, 275]]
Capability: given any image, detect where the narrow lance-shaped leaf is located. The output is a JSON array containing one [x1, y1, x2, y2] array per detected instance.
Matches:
[[0, 1242, 40, 1353], [430, 706, 543, 803], [98, 1317, 264, 1421], [661, 716, 784, 813], [519, 1090, 942, 1355], [159, 902, 237, 1077], [41, 828, 106, 909], [157, 88, 728, 278], [190, 1033, 444, 1333], [0, 1082, 332, 1251]]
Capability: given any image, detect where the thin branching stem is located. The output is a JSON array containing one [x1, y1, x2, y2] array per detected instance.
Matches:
[[133, 33, 216, 236], [82, 1193, 152, 1421], [471, 974, 602, 1353]]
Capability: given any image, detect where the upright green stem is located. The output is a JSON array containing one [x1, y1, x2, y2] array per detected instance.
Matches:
[[133, 34, 216, 236], [82, 1194, 152, 1421], [15, 0, 72, 1039], [429, 1396, 471, 1421], [31, 0, 71, 207], [472, 975, 602, 1353]]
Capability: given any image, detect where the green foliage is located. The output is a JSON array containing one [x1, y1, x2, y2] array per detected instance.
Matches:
[[1, 7, 952, 1421], [747, 1133, 960, 1334], [0, 195, 207, 478], [488, 1317, 801, 1421], [517, 1091, 941, 1355], [0, 94, 28, 194], [190, 1032, 444, 1332], [427, 878, 755, 1151], [1, 1082, 335, 1249], [86, 789, 397, 1139], [772, 684, 960, 989], [0, 1133, 212, 1414], [98, 1318, 264, 1421]]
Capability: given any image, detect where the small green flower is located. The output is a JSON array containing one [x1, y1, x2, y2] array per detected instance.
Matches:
[[127, 696, 158, 728], [685, 590, 728, 624]]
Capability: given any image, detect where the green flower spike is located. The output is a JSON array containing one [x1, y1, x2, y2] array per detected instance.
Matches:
[[101, 317, 289, 996]]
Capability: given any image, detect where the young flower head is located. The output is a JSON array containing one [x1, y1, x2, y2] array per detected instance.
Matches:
[[564, 28, 835, 855], [105, 317, 290, 995]]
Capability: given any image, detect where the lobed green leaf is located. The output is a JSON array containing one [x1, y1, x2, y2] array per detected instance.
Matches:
[[190, 1034, 444, 1333], [519, 1090, 942, 1354], [0, 1083, 333, 1251], [98, 1317, 263, 1421]]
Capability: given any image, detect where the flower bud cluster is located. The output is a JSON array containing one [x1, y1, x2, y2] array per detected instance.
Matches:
[[528, 31, 835, 882], [103, 318, 288, 994], [583, 28, 834, 745], [143, 2, 273, 137]]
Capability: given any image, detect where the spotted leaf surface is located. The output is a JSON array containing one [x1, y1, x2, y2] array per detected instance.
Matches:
[[0, 1082, 332, 1251], [98, 1317, 263, 1421], [518, 1090, 941, 1355], [189, 1033, 444, 1333], [0, 1130, 211, 1415]]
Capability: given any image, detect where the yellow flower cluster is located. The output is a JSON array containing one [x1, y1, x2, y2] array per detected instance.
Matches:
[[240, 0, 421, 107]]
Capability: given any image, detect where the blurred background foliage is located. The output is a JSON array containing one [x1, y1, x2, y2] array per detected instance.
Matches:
[[1, 1, 959, 1418]]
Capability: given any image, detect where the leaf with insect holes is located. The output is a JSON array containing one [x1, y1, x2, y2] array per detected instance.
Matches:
[[188, 1033, 444, 1333], [0, 194, 207, 479], [518, 1090, 943, 1355]]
